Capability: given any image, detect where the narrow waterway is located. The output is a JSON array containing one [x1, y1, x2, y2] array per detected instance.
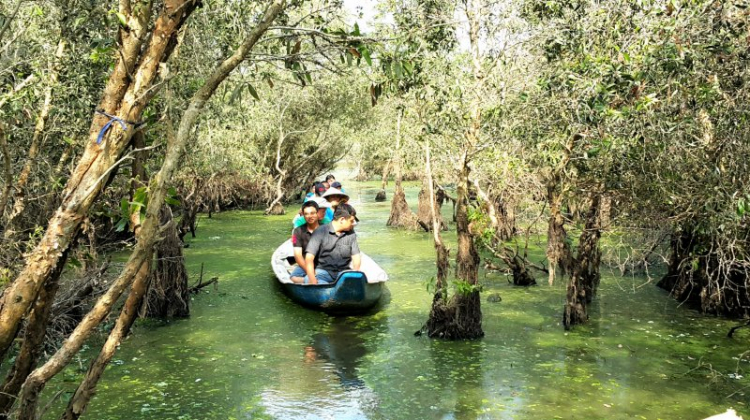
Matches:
[[62, 181, 748, 420]]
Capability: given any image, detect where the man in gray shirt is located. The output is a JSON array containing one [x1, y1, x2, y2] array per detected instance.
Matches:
[[304, 203, 361, 284]]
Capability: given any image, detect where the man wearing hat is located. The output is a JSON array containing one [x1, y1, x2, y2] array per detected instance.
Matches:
[[290, 200, 327, 283], [304, 203, 361, 285]]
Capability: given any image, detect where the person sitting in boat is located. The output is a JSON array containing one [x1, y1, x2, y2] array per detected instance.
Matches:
[[330, 181, 345, 193], [304, 181, 318, 200], [326, 174, 336, 185], [314, 182, 327, 197], [303, 203, 361, 285], [321, 187, 348, 221], [292, 197, 331, 228], [290, 200, 325, 283]]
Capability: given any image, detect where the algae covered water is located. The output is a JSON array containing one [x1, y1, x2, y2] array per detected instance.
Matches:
[[70, 182, 748, 420]]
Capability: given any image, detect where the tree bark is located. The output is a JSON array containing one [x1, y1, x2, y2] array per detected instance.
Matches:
[[417, 175, 446, 232], [546, 180, 572, 286], [423, 141, 452, 337], [562, 194, 602, 330], [386, 107, 418, 229], [265, 106, 291, 215], [0, 125, 10, 221], [0, 251, 66, 418], [0, 0, 199, 365]]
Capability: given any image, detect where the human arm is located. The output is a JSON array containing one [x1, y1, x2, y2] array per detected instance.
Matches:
[[304, 232, 321, 285], [351, 253, 361, 271], [293, 247, 306, 269], [350, 237, 361, 271], [304, 253, 317, 284]]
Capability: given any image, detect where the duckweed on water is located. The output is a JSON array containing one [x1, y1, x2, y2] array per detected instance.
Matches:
[[40, 182, 749, 419]]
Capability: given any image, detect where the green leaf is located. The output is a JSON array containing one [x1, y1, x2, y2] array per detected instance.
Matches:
[[165, 196, 181, 206], [361, 47, 372, 66], [403, 61, 414, 75], [67, 257, 82, 269], [247, 83, 260, 101], [116, 12, 128, 27], [132, 187, 149, 207], [393, 61, 402, 78], [119, 198, 129, 217], [115, 217, 128, 232], [352, 22, 361, 36]]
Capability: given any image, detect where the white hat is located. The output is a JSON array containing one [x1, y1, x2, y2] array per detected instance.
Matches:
[[313, 197, 331, 208], [322, 187, 349, 201]]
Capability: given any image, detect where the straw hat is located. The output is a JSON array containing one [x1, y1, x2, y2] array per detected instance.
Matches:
[[321, 187, 349, 201]]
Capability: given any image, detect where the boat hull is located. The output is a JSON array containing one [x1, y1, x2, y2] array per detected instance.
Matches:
[[280, 271, 384, 312]]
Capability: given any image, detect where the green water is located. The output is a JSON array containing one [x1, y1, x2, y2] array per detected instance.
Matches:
[[65, 182, 748, 419]]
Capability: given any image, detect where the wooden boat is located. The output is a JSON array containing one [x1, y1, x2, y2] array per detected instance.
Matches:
[[271, 239, 388, 312]]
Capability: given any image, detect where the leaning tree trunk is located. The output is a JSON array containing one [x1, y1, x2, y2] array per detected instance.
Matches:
[[143, 206, 190, 318], [13, 2, 288, 418], [562, 194, 603, 330], [0, 242, 70, 418], [386, 107, 418, 229], [0, 0, 201, 365]]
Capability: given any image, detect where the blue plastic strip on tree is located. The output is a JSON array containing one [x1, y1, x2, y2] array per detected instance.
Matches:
[[95, 111, 128, 144]]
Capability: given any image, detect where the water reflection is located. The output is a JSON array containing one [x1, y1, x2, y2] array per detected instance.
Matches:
[[260, 316, 382, 419], [306, 318, 370, 390]]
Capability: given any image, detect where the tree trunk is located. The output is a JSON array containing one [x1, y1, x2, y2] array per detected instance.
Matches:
[[178, 179, 200, 240], [386, 107, 418, 229], [424, 0, 485, 340], [0, 125, 10, 221], [494, 195, 515, 241], [416, 175, 446, 232], [143, 207, 189, 318], [265, 116, 288, 215], [0, 0, 200, 365], [375, 153, 391, 201], [562, 194, 602, 330], [422, 141, 452, 338], [12, 1, 288, 417], [546, 181, 572, 286], [0, 253, 66, 418]]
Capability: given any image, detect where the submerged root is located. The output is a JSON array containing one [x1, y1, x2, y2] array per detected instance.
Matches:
[[143, 207, 190, 318], [418, 292, 484, 340]]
